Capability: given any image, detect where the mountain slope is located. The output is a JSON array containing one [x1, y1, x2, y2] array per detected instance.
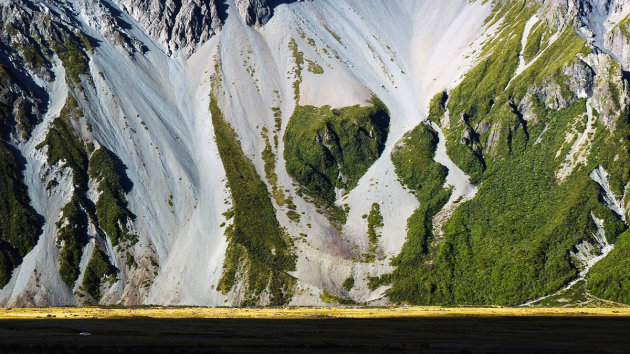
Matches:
[[0, 0, 628, 307]]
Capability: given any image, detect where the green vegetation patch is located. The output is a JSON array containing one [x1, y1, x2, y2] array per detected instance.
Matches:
[[613, 14, 630, 39], [288, 38, 304, 102], [342, 277, 355, 291], [523, 22, 550, 63], [283, 97, 390, 204], [532, 280, 590, 307], [52, 36, 90, 86], [379, 124, 450, 291], [0, 141, 42, 288], [56, 195, 88, 287], [367, 203, 384, 245], [385, 9, 628, 304], [428, 91, 447, 126], [37, 96, 136, 285], [321, 290, 356, 305], [379, 4, 628, 305], [386, 102, 626, 305], [306, 59, 324, 74], [4, 23, 18, 36], [587, 230, 630, 304], [36, 95, 88, 191], [89, 147, 137, 247], [0, 63, 41, 141], [18, 43, 46, 72], [81, 248, 116, 301], [211, 95, 296, 306], [445, 18, 589, 181]]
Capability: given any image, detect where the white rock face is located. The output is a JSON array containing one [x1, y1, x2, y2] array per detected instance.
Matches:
[[235, 0, 272, 25], [575, 0, 630, 67]]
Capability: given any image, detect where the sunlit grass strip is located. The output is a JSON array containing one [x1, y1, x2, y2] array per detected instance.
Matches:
[[0, 307, 629, 320]]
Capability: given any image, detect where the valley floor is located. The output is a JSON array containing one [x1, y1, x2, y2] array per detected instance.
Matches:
[[0, 308, 630, 353], [1, 306, 630, 319]]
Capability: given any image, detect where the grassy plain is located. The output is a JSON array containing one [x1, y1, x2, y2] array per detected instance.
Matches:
[[1, 306, 630, 320]]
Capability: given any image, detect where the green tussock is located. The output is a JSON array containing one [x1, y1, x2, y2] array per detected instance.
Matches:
[[342, 277, 355, 291], [81, 248, 116, 301], [56, 196, 88, 287], [288, 38, 304, 102], [321, 290, 356, 305], [0, 141, 42, 288], [211, 95, 296, 306], [283, 97, 390, 204], [4, 23, 18, 36], [387, 101, 626, 305], [367, 203, 383, 246], [52, 36, 90, 86], [18, 43, 46, 71], [89, 147, 137, 247], [306, 59, 324, 74], [612, 14, 630, 40], [36, 96, 89, 191], [587, 230, 630, 304], [428, 91, 448, 126]]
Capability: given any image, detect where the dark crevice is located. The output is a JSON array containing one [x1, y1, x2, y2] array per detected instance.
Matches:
[[509, 101, 529, 141]]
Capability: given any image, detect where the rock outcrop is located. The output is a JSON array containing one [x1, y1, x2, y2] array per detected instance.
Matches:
[[113, 0, 225, 55], [235, 0, 309, 26], [113, 0, 304, 55]]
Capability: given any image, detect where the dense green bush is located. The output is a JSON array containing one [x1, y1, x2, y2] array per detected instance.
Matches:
[[0, 141, 42, 288], [52, 37, 89, 85], [288, 38, 304, 101], [284, 97, 390, 203], [81, 248, 116, 301], [587, 230, 630, 304], [56, 196, 88, 287], [367, 203, 384, 245], [428, 92, 447, 126], [387, 102, 626, 305], [388, 123, 450, 276], [36, 96, 89, 191], [381, 4, 628, 304], [211, 95, 296, 305], [89, 147, 136, 247], [321, 290, 356, 305], [57, 193, 88, 288], [342, 277, 355, 291]]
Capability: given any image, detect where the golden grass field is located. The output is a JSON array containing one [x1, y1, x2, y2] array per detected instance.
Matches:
[[1, 306, 630, 320]]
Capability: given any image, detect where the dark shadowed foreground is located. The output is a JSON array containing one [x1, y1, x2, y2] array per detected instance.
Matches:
[[0, 316, 629, 353]]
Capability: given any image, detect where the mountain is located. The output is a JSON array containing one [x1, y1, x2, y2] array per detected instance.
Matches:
[[0, 0, 628, 307]]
